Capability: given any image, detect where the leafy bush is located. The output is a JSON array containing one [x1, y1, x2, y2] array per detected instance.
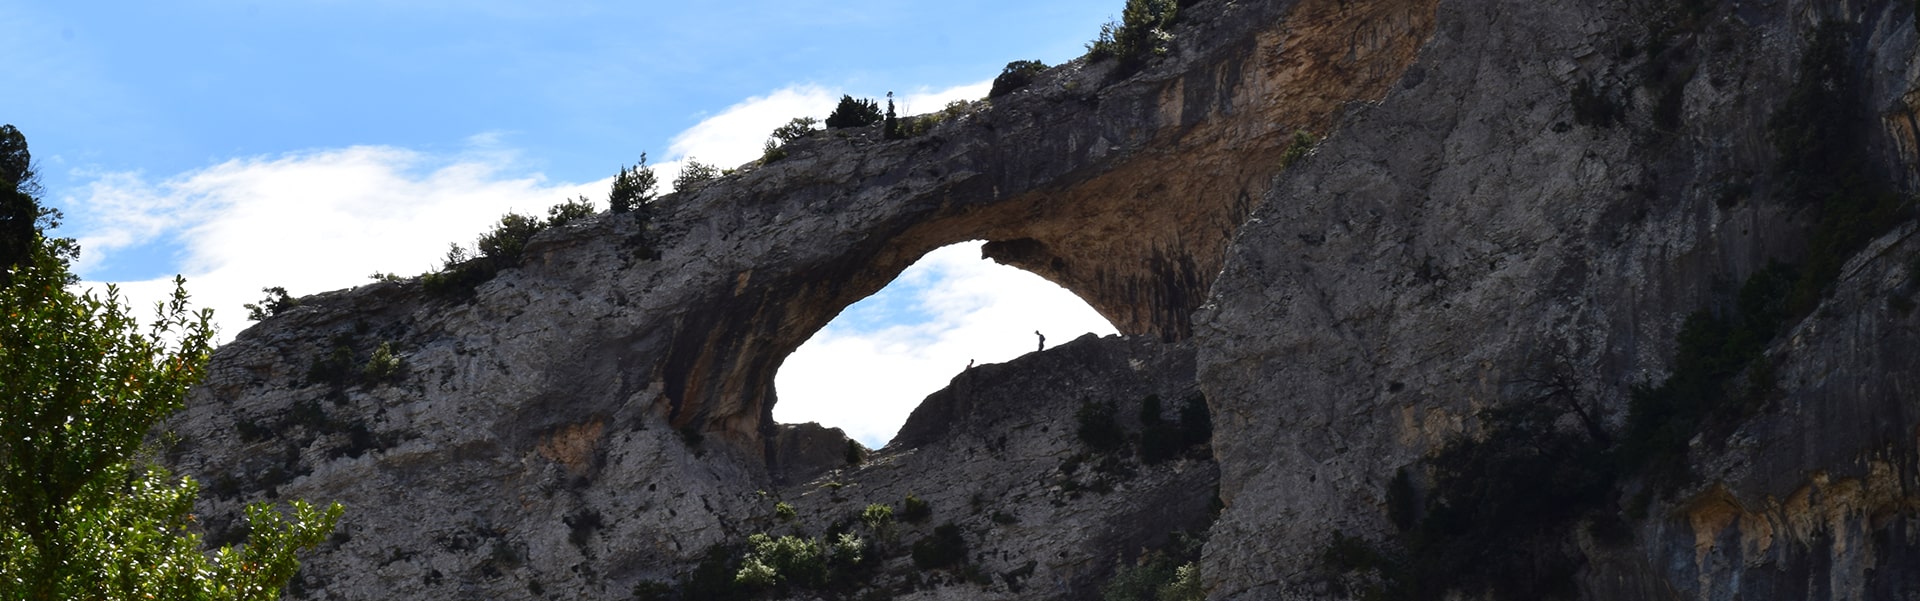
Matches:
[[545, 195, 595, 226], [736, 534, 828, 592], [774, 501, 797, 522], [910, 523, 967, 570], [1103, 552, 1204, 601], [424, 198, 605, 300], [609, 154, 658, 214], [476, 212, 544, 265], [1281, 130, 1317, 167], [991, 60, 1050, 98], [825, 95, 883, 129], [900, 493, 931, 524], [1087, 0, 1178, 69], [763, 117, 819, 163], [244, 286, 299, 321], [1618, 263, 1796, 491], [362, 341, 403, 382], [844, 439, 864, 466], [860, 503, 893, 530], [674, 159, 719, 191]]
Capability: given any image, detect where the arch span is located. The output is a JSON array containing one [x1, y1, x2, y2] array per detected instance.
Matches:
[[635, 0, 1439, 453]]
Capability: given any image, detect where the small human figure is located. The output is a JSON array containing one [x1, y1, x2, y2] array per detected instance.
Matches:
[[1036, 330, 1045, 351], [967, 359, 975, 369]]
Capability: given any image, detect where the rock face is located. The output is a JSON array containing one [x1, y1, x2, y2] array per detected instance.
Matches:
[[161, 0, 1920, 598]]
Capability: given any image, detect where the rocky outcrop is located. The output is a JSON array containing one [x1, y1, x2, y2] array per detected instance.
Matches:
[[161, 0, 1920, 598]]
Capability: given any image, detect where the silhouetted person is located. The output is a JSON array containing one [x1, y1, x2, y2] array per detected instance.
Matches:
[[1036, 330, 1045, 351]]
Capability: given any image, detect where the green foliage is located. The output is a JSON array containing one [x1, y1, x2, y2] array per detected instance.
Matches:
[[1, 125, 41, 278], [774, 501, 797, 522], [1280, 130, 1317, 167], [674, 159, 720, 191], [1618, 263, 1797, 491], [910, 523, 967, 570], [762, 117, 820, 164], [1087, 0, 1178, 69], [243, 286, 299, 321], [844, 439, 864, 466], [991, 60, 1050, 98], [859, 503, 895, 544], [424, 197, 604, 300], [883, 93, 902, 140], [900, 493, 931, 524], [727, 532, 867, 597], [1319, 401, 1610, 601], [609, 154, 659, 214], [545, 195, 595, 227], [1102, 552, 1204, 601], [735, 533, 827, 592], [0, 157, 341, 599], [681, 544, 752, 601], [770, 117, 819, 145], [1767, 24, 1912, 315], [1076, 399, 1126, 453], [825, 95, 883, 129], [363, 341, 403, 382], [476, 212, 544, 265]]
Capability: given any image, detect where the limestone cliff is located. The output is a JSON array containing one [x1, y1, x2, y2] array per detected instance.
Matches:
[[162, 0, 1920, 598]]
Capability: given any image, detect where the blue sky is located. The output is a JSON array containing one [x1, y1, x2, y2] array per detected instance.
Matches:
[[5, 0, 1120, 446]]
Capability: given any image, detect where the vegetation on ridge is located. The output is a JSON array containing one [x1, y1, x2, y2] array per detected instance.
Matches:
[[0, 124, 342, 600]]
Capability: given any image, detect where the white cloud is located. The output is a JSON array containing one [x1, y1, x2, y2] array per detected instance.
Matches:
[[64, 144, 600, 342], [655, 84, 840, 189], [898, 81, 993, 117], [773, 242, 1117, 448], [650, 80, 991, 192]]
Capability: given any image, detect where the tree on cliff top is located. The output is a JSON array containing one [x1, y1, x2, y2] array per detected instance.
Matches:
[[825, 95, 883, 129], [0, 124, 341, 600]]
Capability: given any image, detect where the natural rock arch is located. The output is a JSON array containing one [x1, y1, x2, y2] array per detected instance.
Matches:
[[641, 0, 1439, 452]]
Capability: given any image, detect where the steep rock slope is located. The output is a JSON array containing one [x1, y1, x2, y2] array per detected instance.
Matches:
[[1196, 0, 1920, 597], [156, 0, 1920, 598]]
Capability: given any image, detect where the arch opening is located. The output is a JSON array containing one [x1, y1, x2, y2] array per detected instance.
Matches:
[[772, 241, 1117, 449]]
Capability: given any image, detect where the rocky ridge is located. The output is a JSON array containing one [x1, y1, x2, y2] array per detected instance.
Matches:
[[162, 0, 1920, 598]]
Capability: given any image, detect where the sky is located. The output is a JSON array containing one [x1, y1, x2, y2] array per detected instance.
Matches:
[[5, 0, 1122, 447]]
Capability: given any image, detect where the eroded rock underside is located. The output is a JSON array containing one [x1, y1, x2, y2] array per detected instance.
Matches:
[[162, 0, 1920, 598]]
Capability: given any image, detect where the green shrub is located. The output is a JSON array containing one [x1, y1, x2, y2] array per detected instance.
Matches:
[[735, 533, 828, 593], [770, 117, 819, 145], [825, 95, 883, 129], [545, 195, 595, 226], [476, 212, 543, 265], [244, 286, 298, 321], [910, 523, 967, 570], [844, 439, 864, 466], [609, 154, 658, 214], [1280, 130, 1317, 167], [774, 501, 797, 522], [673, 159, 719, 191], [991, 60, 1050, 97], [900, 493, 931, 524], [763, 117, 819, 163], [1103, 551, 1204, 601], [362, 341, 403, 382], [680, 545, 751, 601], [1087, 0, 1178, 69]]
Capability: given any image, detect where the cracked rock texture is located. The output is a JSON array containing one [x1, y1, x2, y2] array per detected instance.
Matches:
[[160, 0, 1920, 598]]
